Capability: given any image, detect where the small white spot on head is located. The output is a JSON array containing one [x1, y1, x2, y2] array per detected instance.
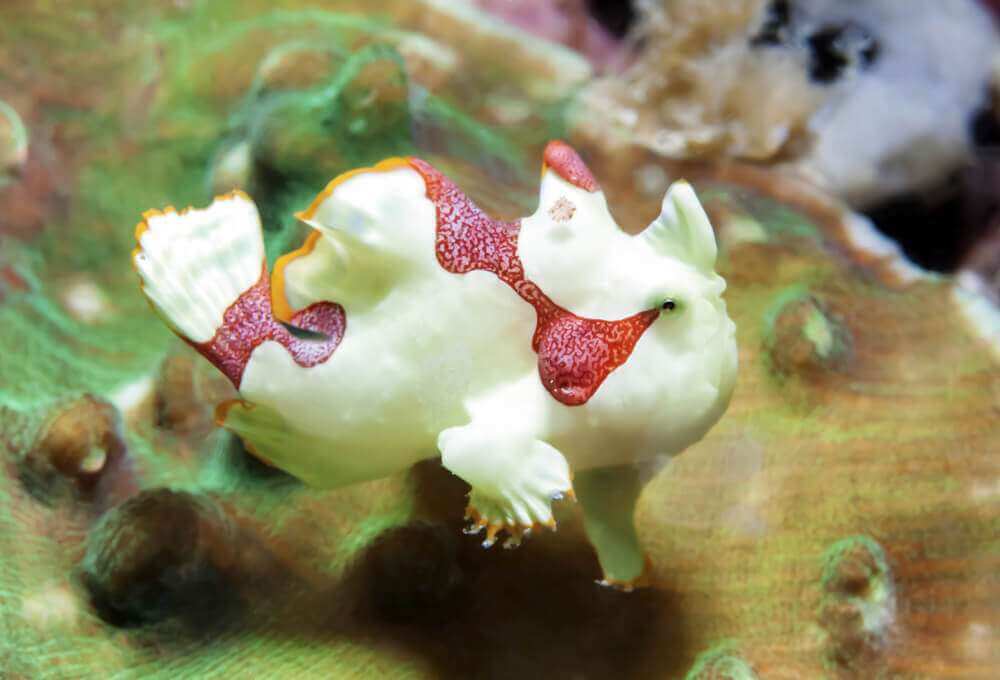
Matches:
[[548, 196, 576, 223]]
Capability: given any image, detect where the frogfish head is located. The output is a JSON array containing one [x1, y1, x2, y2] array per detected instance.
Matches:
[[629, 181, 739, 431], [630, 180, 735, 357], [519, 167, 738, 425]]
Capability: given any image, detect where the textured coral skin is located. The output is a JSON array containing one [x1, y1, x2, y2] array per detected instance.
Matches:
[[411, 156, 658, 406], [192, 265, 344, 387]]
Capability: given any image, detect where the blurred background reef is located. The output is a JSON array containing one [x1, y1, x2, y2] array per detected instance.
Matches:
[[0, 1, 998, 678]]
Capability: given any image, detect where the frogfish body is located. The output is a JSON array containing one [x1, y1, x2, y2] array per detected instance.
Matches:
[[133, 141, 738, 587]]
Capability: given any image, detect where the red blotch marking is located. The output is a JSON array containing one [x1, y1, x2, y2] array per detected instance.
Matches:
[[519, 281, 658, 405], [411, 158, 524, 287], [411, 154, 656, 407], [191, 264, 345, 388], [543, 140, 599, 193]]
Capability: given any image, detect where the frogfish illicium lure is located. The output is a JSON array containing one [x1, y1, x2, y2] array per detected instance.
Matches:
[[132, 141, 737, 588]]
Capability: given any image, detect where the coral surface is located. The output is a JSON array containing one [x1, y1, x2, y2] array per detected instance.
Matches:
[[1, 1, 998, 678]]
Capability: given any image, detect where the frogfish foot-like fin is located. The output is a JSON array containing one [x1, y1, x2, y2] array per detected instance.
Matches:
[[438, 422, 574, 549], [574, 465, 651, 590]]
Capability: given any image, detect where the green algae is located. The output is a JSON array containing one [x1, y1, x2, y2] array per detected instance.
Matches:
[[685, 641, 757, 680], [0, 294, 169, 412], [820, 536, 889, 591], [332, 502, 415, 571], [802, 306, 835, 358]]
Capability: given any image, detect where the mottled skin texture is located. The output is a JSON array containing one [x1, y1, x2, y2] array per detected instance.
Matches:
[[190, 264, 344, 386], [133, 142, 737, 586], [166, 152, 648, 406], [542, 139, 600, 191], [412, 156, 660, 406]]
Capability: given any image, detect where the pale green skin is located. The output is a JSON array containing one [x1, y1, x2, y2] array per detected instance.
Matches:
[[134, 159, 738, 584]]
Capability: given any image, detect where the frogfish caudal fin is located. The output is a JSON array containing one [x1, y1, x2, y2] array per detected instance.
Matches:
[[132, 190, 344, 388]]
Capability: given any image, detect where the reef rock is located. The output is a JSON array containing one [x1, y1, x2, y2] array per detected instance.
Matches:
[[0, 1, 997, 678], [576, 0, 1000, 206]]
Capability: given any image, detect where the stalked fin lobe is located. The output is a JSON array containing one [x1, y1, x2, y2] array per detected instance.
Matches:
[[641, 180, 718, 273], [132, 191, 266, 344]]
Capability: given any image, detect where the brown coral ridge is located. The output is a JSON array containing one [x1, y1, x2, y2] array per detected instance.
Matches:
[[19, 395, 136, 509], [80, 488, 286, 628], [819, 536, 896, 675], [154, 352, 236, 435]]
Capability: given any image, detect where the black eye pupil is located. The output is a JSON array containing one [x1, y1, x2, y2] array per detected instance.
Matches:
[[662, 300, 676, 311]]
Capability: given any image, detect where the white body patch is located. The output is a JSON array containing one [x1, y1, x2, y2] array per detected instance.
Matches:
[[240, 166, 737, 487], [134, 145, 738, 583]]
